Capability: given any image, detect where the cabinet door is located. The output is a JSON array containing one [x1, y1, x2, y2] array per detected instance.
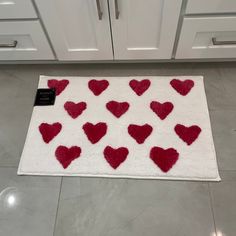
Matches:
[[35, 0, 113, 61], [109, 0, 182, 60]]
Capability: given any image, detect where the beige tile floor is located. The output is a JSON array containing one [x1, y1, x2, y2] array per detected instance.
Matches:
[[0, 62, 235, 236]]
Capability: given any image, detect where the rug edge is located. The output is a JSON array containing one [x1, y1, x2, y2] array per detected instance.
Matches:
[[17, 169, 221, 182]]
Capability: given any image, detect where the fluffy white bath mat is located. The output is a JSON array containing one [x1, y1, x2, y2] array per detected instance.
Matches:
[[18, 76, 220, 181]]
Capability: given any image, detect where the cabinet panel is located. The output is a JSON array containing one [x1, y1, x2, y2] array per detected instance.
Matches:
[[186, 0, 236, 14], [109, 0, 182, 60], [176, 17, 236, 59], [0, 0, 37, 19], [35, 0, 113, 61]]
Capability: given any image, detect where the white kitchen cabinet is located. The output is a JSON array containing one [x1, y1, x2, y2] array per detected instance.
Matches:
[[35, 0, 113, 61], [176, 17, 236, 59], [109, 0, 182, 60], [35, 0, 181, 61]]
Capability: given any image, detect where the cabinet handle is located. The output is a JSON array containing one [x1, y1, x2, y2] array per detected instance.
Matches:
[[96, 0, 103, 20], [114, 0, 119, 19], [212, 37, 236, 45], [0, 40, 17, 48]]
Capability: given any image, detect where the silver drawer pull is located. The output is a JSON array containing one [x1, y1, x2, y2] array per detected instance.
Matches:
[[212, 37, 236, 46], [0, 40, 17, 48], [96, 0, 103, 20], [115, 0, 119, 19]]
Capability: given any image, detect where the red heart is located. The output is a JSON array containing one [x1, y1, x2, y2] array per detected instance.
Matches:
[[83, 122, 107, 144], [64, 101, 87, 119], [47, 79, 69, 96], [150, 147, 179, 172], [106, 101, 130, 118], [170, 79, 194, 96], [88, 79, 109, 96], [150, 101, 174, 120], [129, 79, 151, 96], [39, 122, 62, 143], [128, 124, 153, 144], [55, 146, 81, 169], [104, 146, 129, 169], [175, 124, 201, 145]]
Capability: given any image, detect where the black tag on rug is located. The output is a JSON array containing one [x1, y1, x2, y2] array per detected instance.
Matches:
[[34, 89, 56, 106]]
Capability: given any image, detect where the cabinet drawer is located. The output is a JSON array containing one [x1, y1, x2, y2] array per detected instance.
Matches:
[[186, 0, 236, 14], [176, 17, 236, 59], [0, 21, 54, 60], [0, 0, 37, 19]]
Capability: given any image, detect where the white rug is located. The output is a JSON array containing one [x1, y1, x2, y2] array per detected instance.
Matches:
[[18, 75, 220, 181]]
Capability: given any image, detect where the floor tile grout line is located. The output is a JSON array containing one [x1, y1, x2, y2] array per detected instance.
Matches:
[[209, 108, 236, 112], [207, 183, 218, 236], [0, 166, 18, 169], [218, 169, 236, 172], [53, 177, 63, 236]]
